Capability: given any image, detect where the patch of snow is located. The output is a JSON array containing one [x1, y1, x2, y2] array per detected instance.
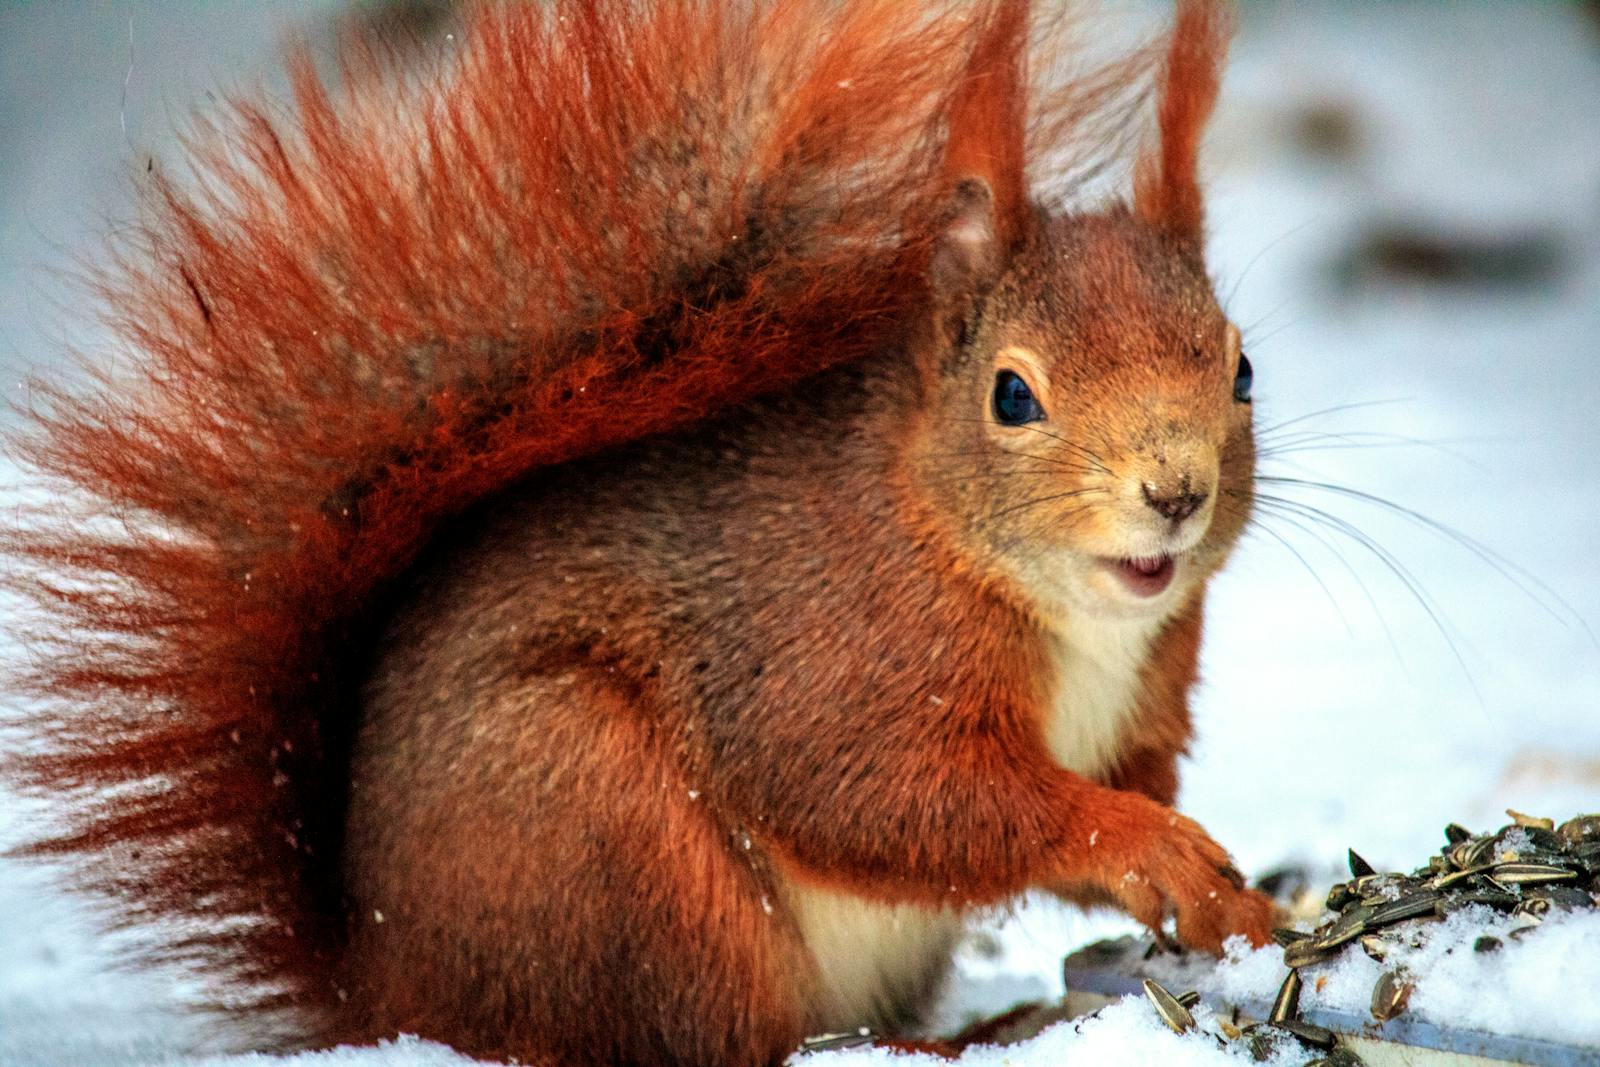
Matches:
[[1201, 906, 1600, 1047], [186, 1036, 487, 1067], [803, 997, 1305, 1067], [1492, 828, 1532, 862]]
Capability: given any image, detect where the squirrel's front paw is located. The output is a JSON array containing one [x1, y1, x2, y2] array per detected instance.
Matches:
[[1076, 795, 1275, 955]]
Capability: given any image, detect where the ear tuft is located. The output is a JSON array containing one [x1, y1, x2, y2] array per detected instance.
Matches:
[[1134, 0, 1231, 243], [929, 177, 1002, 306], [942, 0, 1031, 253]]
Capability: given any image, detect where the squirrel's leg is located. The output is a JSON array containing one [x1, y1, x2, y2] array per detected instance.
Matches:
[[1103, 741, 1182, 806], [343, 666, 808, 1067], [1046, 725, 1181, 915], [739, 715, 1274, 954]]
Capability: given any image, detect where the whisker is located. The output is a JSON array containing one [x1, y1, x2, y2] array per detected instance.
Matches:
[[1251, 493, 1484, 706], [917, 469, 1077, 488], [1256, 430, 1489, 469], [1259, 509, 1397, 650], [1216, 496, 1354, 635], [1012, 427, 1114, 476], [922, 446, 1102, 476], [1239, 314, 1302, 353], [1257, 475, 1588, 636], [1223, 218, 1320, 312], [941, 418, 1115, 475], [974, 506, 1103, 562], [1223, 492, 1400, 656], [984, 487, 1109, 522], [1253, 398, 1416, 440]]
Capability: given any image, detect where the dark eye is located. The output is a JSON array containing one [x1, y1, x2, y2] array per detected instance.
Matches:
[[1233, 352, 1253, 404], [993, 370, 1045, 425]]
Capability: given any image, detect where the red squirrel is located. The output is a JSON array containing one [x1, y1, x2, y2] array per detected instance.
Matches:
[[3, 0, 1275, 1063]]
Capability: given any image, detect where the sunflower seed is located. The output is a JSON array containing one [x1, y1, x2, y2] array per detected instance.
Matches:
[[1466, 836, 1499, 868], [1142, 978, 1194, 1034], [1243, 1025, 1279, 1062], [1269, 969, 1302, 1024], [1449, 835, 1499, 870], [1436, 889, 1519, 915], [1313, 904, 1375, 951], [1525, 884, 1596, 909], [800, 1032, 876, 1051], [1430, 864, 1495, 890], [1198, 815, 1599, 1064], [1369, 890, 1440, 927], [1491, 863, 1579, 886], [1513, 898, 1551, 921], [1284, 939, 1332, 968], [1370, 970, 1412, 1021], [1273, 1019, 1336, 1049], [1506, 809, 1555, 831], [1556, 814, 1600, 848]]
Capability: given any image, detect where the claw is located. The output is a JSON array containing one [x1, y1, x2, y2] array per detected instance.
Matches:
[[1149, 925, 1182, 955]]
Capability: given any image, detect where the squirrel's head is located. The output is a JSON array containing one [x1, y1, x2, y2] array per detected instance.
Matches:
[[911, 198, 1252, 625], [908, 0, 1247, 625]]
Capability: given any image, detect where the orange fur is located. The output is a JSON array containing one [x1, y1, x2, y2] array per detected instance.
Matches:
[[944, 0, 1032, 250], [2, 2, 1267, 1064], [1136, 0, 1232, 239]]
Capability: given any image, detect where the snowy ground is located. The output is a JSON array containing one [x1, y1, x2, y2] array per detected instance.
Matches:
[[2, 2, 1598, 1065]]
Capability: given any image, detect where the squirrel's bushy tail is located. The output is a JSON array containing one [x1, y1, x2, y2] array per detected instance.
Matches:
[[1, 0, 1177, 1026]]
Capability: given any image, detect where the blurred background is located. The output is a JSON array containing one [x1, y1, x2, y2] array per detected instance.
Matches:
[[1, 2, 1597, 1062]]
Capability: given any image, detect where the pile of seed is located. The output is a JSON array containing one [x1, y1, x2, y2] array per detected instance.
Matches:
[[1142, 972, 1365, 1065], [1141, 811, 1600, 1065]]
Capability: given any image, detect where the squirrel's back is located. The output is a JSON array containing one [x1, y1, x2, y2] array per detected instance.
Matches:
[[349, 353, 954, 1050]]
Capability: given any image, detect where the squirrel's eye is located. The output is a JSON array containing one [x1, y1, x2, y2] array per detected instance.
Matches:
[[993, 370, 1045, 425], [1233, 352, 1253, 404]]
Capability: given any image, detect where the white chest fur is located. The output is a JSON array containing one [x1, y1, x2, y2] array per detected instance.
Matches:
[[782, 878, 961, 1034], [1041, 614, 1159, 778], [775, 617, 1158, 1034]]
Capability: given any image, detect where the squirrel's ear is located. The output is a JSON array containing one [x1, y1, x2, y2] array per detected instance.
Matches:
[[940, 0, 1030, 255], [1133, 0, 1231, 243], [928, 177, 1002, 306], [929, 0, 1030, 306]]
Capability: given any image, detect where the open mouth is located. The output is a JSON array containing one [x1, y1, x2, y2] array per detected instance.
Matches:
[[1102, 554, 1177, 598]]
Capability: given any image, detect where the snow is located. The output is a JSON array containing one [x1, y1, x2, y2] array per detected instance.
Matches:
[[800, 998, 1307, 1067], [1205, 906, 1600, 1047], [1492, 828, 1533, 863], [2, 2, 1599, 1065], [186, 1037, 485, 1067]]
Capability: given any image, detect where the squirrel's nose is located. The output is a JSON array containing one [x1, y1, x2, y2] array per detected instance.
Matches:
[[1141, 481, 1208, 524]]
